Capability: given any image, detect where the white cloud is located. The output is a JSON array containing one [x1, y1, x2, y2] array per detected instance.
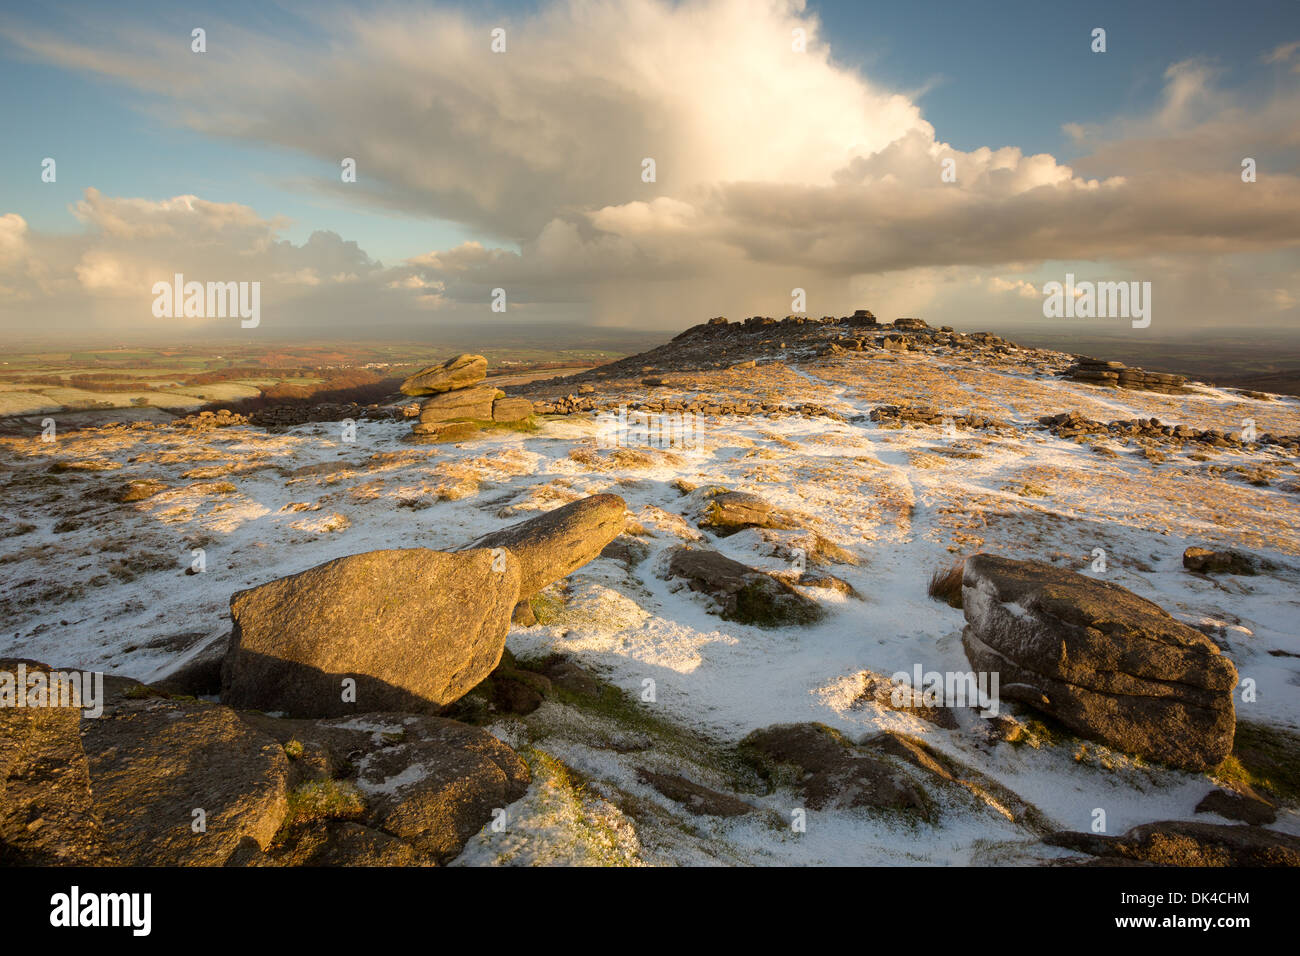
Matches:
[[2, 1, 1298, 335]]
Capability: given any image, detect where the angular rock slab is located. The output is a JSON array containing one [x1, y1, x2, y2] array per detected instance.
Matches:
[[465, 494, 626, 600], [419, 385, 504, 423], [222, 548, 522, 717], [400, 354, 487, 396], [960, 553, 1237, 771]]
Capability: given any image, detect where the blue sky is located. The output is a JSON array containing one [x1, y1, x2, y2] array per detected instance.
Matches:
[[0, 0, 1297, 339]]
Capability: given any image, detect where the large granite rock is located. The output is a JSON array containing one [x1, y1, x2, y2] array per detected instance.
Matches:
[[400, 354, 487, 396], [960, 554, 1237, 771], [419, 385, 504, 423], [464, 494, 626, 600], [222, 548, 522, 717]]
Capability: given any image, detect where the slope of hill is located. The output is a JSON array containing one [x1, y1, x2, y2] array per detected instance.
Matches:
[[2, 316, 1297, 866]]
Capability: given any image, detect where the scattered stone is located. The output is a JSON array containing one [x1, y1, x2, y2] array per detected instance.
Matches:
[[664, 546, 824, 627], [698, 490, 803, 535], [1183, 546, 1264, 576], [739, 723, 929, 816]]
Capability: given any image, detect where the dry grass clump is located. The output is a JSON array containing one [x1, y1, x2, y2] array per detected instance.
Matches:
[[927, 560, 965, 609]]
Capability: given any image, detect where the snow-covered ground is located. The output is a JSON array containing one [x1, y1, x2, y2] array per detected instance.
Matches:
[[2, 344, 1298, 865]]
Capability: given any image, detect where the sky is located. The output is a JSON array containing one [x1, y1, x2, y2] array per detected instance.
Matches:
[[0, 0, 1298, 344]]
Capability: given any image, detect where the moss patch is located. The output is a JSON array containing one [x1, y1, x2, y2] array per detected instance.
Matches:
[[283, 779, 366, 825], [1214, 721, 1300, 803]]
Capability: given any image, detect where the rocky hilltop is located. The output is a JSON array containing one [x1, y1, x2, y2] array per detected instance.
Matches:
[[2, 313, 1299, 866]]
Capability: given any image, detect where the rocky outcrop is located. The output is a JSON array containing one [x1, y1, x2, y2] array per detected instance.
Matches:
[[1063, 357, 1188, 393], [400, 354, 488, 396], [663, 546, 824, 627], [1045, 820, 1300, 866], [239, 713, 529, 865], [960, 554, 1237, 771], [465, 494, 626, 600], [400, 355, 532, 442], [221, 548, 522, 717]]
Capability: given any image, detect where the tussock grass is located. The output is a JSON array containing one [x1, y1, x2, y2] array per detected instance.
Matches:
[[926, 561, 965, 609]]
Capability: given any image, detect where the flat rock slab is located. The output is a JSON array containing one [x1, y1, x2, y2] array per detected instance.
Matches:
[[466, 494, 626, 600], [400, 354, 487, 396], [960, 553, 1237, 771], [222, 548, 522, 717]]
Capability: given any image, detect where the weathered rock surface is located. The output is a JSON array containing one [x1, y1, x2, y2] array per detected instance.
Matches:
[[400, 354, 487, 396], [419, 385, 504, 423], [1183, 546, 1264, 575], [1045, 820, 1300, 866], [241, 713, 530, 864], [491, 396, 534, 422], [222, 548, 522, 717], [81, 683, 290, 866], [663, 546, 824, 627], [636, 768, 753, 817], [1195, 788, 1277, 825], [740, 722, 929, 816], [0, 661, 116, 865], [960, 554, 1237, 770], [698, 490, 803, 535], [465, 494, 626, 600]]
